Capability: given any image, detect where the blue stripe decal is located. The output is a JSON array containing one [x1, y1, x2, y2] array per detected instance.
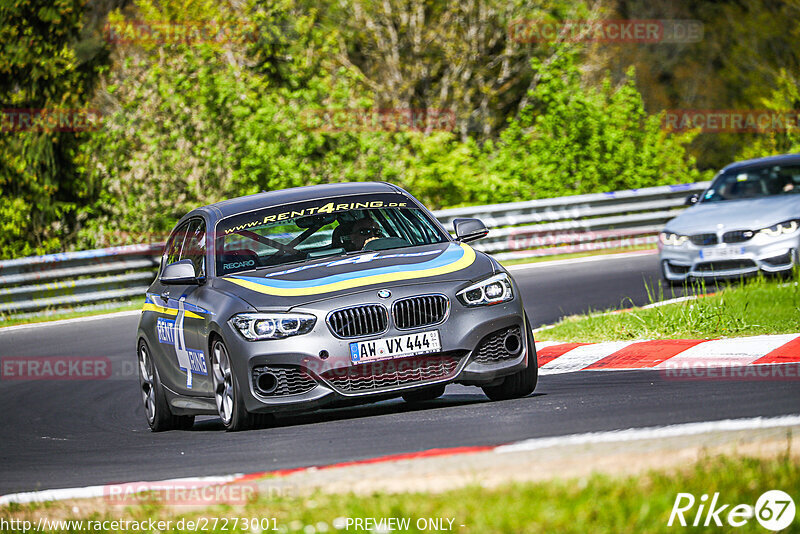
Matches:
[[231, 244, 465, 290]]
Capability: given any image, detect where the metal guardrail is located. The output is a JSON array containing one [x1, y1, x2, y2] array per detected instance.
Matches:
[[433, 182, 709, 261], [0, 182, 709, 318], [0, 244, 162, 316]]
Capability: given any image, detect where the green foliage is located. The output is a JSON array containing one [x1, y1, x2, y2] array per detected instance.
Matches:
[[1, 0, 745, 256], [737, 69, 800, 161], [607, 0, 800, 171], [489, 52, 702, 199], [79, 0, 407, 246], [0, 0, 108, 258]]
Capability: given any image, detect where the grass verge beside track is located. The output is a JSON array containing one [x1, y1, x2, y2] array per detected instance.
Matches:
[[537, 275, 800, 343], [0, 301, 143, 328], [2, 452, 796, 533]]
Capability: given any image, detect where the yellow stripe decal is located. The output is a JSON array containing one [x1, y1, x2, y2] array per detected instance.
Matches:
[[227, 243, 477, 297], [141, 302, 203, 319]]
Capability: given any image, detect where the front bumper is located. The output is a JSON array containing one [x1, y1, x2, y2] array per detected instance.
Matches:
[[659, 234, 798, 281], [220, 281, 530, 414]]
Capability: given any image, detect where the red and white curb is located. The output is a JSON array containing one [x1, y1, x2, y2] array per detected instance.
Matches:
[[536, 333, 800, 375], [3, 414, 800, 507]]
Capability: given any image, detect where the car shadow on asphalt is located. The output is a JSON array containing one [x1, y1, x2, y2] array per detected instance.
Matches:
[[189, 391, 547, 432]]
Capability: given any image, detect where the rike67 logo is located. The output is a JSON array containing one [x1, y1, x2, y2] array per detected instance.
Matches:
[[669, 490, 796, 530]]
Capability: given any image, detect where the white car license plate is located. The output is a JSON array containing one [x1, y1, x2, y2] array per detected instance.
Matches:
[[699, 247, 745, 260], [349, 330, 441, 364]]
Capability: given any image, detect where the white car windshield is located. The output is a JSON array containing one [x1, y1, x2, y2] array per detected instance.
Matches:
[[703, 164, 800, 202]]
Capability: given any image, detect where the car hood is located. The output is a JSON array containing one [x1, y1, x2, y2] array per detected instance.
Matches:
[[212, 242, 494, 309], [665, 196, 800, 234]]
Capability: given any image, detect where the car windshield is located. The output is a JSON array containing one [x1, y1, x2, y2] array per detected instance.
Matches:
[[702, 164, 800, 202], [215, 194, 449, 276]]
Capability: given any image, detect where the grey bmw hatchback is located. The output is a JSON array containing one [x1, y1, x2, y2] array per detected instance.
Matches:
[[136, 182, 537, 431]]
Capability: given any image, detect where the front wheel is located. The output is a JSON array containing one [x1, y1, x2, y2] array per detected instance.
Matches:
[[482, 318, 538, 401], [138, 341, 194, 431], [211, 338, 254, 431]]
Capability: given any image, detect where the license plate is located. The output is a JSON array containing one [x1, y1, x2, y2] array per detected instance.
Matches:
[[349, 330, 441, 364], [699, 247, 745, 260]]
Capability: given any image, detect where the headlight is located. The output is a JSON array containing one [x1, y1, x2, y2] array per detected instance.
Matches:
[[758, 219, 799, 238], [457, 273, 514, 307], [228, 313, 316, 341], [659, 232, 689, 246]]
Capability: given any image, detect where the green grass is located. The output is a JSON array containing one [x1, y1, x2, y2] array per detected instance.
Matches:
[[537, 275, 800, 343], [0, 301, 143, 328], [499, 244, 656, 267], [3, 453, 797, 533]]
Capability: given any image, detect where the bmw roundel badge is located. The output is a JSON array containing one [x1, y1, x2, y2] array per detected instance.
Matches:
[[377, 289, 391, 299]]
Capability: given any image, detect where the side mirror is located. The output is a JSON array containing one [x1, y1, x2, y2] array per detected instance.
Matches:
[[160, 259, 200, 285], [685, 193, 700, 206], [453, 218, 489, 243]]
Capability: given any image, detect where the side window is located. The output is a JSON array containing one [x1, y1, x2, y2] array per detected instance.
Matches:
[[180, 219, 206, 278], [162, 222, 190, 273]]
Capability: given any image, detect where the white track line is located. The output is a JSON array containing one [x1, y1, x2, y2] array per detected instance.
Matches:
[[641, 295, 699, 309], [531, 293, 710, 332], [495, 415, 800, 454], [0, 310, 141, 334]]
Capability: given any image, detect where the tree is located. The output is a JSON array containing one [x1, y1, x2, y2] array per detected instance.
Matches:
[[0, 0, 108, 258], [489, 49, 702, 199]]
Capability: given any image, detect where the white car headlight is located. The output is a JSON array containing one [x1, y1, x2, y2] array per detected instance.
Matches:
[[758, 219, 799, 238], [659, 232, 689, 246], [457, 273, 514, 307], [229, 313, 316, 340]]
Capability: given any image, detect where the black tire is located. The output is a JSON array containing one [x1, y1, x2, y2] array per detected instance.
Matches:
[[138, 340, 195, 432], [211, 337, 255, 432], [402, 383, 446, 403], [481, 317, 538, 401]]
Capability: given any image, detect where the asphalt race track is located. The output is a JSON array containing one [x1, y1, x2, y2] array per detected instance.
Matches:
[[2, 253, 798, 494]]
